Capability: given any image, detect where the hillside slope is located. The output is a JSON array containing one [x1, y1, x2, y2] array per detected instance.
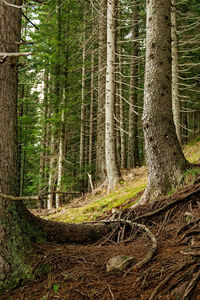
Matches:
[[40, 139, 200, 224]]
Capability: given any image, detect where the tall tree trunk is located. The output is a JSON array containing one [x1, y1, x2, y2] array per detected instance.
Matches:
[[96, 0, 107, 184], [80, 14, 86, 170], [47, 124, 56, 209], [105, 0, 120, 192], [56, 96, 65, 208], [39, 67, 49, 195], [128, 1, 140, 169], [18, 84, 27, 197], [118, 53, 126, 168], [0, 0, 35, 290], [171, 0, 181, 144], [140, 0, 189, 204], [89, 44, 95, 169]]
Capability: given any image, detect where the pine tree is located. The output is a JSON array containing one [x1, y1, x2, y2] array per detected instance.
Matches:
[[140, 0, 189, 204]]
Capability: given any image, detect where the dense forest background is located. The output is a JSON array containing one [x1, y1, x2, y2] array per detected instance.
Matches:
[[18, 0, 200, 208]]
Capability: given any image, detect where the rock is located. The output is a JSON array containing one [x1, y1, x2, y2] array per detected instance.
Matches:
[[106, 255, 136, 273]]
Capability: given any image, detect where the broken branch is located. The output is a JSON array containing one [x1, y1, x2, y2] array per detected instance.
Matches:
[[0, 191, 80, 201]]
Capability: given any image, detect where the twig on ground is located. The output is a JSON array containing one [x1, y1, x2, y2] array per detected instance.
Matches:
[[156, 209, 172, 237], [108, 285, 115, 300]]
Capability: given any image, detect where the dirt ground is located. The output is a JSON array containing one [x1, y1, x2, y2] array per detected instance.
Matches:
[[1, 181, 200, 299]]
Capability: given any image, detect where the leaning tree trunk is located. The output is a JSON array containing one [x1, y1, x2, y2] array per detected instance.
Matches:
[[105, 0, 120, 192], [140, 0, 189, 204], [0, 3, 115, 293]]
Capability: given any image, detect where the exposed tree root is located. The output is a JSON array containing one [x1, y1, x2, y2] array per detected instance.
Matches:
[[183, 267, 200, 299], [149, 260, 194, 300], [176, 217, 200, 237], [85, 219, 157, 273], [132, 181, 200, 222]]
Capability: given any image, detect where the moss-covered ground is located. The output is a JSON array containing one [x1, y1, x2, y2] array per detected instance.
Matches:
[[41, 139, 200, 224]]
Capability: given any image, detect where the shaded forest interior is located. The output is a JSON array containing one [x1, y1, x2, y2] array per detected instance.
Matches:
[[0, 0, 200, 299], [16, 0, 200, 208]]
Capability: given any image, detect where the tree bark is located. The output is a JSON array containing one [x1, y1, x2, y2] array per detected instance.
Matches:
[[118, 53, 126, 168], [171, 0, 181, 144], [140, 0, 189, 204], [39, 67, 49, 199], [89, 49, 95, 167], [80, 14, 86, 170], [128, 1, 140, 169], [105, 0, 120, 192], [116, 11, 126, 169], [56, 96, 65, 208], [0, 0, 35, 291], [96, 0, 107, 184]]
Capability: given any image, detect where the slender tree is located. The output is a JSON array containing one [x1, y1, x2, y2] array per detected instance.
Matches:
[[140, 0, 189, 204], [171, 0, 181, 144], [105, 0, 120, 192], [96, 0, 107, 184], [127, 0, 140, 168]]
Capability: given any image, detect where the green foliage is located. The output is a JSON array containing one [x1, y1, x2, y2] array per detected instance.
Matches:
[[53, 283, 59, 294], [185, 214, 192, 223]]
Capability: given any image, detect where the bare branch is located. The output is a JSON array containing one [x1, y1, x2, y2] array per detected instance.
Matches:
[[2, 0, 24, 8], [0, 52, 32, 57], [0, 191, 80, 201]]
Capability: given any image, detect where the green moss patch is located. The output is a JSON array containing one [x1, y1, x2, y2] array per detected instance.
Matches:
[[46, 174, 147, 223]]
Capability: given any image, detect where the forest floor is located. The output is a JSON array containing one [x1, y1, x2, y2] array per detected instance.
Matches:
[[1, 140, 200, 300]]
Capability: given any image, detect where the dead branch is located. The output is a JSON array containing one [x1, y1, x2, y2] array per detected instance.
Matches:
[[0, 52, 32, 57], [0, 191, 80, 201], [2, 0, 24, 8], [0, 52, 32, 63]]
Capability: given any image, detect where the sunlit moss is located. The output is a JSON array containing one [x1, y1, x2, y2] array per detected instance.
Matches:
[[47, 175, 147, 223], [183, 139, 200, 164]]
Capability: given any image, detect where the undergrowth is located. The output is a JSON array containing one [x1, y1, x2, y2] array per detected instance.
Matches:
[[44, 139, 200, 224]]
